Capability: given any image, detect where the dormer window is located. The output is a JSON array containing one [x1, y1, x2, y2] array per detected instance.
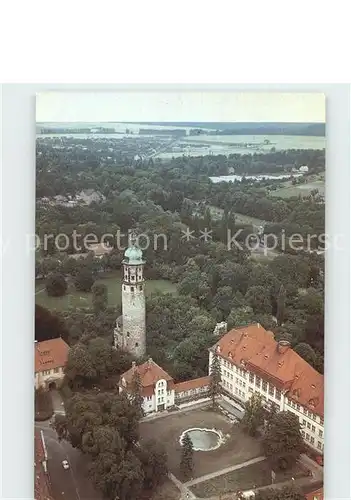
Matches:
[[228, 352, 232, 359]]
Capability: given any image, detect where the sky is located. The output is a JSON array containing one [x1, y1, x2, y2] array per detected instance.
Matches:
[[36, 91, 325, 123]]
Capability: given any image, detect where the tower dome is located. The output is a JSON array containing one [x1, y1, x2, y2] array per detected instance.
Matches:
[[123, 245, 144, 264]]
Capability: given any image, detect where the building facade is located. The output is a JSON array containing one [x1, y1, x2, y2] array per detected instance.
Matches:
[[35, 338, 69, 390], [114, 243, 146, 358], [209, 324, 324, 453], [119, 360, 211, 414], [119, 358, 175, 414]]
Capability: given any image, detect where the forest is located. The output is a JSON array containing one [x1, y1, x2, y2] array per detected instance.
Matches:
[[35, 138, 325, 383]]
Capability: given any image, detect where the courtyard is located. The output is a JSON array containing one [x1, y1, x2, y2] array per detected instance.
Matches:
[[140, 407, 262, 480]]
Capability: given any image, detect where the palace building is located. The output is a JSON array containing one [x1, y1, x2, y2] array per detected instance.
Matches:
[[209, 323, 324, 453]]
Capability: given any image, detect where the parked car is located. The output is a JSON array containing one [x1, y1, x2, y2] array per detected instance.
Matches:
[[62, 460, 70, 470]]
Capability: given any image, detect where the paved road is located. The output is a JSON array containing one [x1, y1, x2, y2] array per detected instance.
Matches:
[[35, 420, 100, 500], [50, 388, 66, 414]]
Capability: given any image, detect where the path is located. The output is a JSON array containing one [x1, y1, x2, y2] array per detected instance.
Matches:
[[184, 456, 266, 487]]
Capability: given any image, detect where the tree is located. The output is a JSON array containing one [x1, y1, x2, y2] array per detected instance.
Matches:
[[241, 393, 265, 436], [245, 286, 272, 314], [179, 433, 194, 480], [92, 283, 108, 313], [276, 284, 286, 326], [45, 272, 67, 297], [35, 304, 69, 342], [293, 343, 317, 366], [209, 352, 221, 406], [263, 411, 305, 470], [136, 439, 168, 491], [130, 369, 144, 416], [65, 337, 132, 390], [254, 485, 305, 500], [74, 268, 95, 292]]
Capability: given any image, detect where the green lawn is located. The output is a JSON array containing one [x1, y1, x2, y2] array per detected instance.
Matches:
[[209, 205, 265, 227], [270, 179, 325, 199], [190, 460, 308, 498], [35, 273, 177, 311]]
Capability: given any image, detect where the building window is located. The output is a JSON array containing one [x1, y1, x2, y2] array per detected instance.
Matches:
[[303, 419, 306, 426], [310, 437, 315, 445], [301, 431, 305, 438], [146, 396, 152, 401], [249, 387, 253, 393], [249, 373, 254, 384], [305, 434, 310, 442], [320, 418, 324, 426], [312, 425, 316, 433], [317, 441, 322, 450], [135, 342, 139, 347], [269, 385, 274, 396], [131, 275, 135, 281], [275, 389, 281, 400], [139, 285, 143, 291], [319, 429, 323, 438], [312, 413, 316, 421], [54, 367, 59, 373], [131, 286, 134, 292], [123, 285, 126, 291], [307, 422, 311, 429], [262, 381, 267, 391], [255, 376, 261, 387]]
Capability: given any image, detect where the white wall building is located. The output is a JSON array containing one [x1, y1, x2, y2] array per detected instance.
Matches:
[[119, 359, 175, 414], [35, 338, 69, 390], [209, 324, 324, 453]]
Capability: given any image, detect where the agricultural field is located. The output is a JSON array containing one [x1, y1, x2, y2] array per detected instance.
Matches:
[[35, 272, 177, 311], [270, 174, 325, 199]]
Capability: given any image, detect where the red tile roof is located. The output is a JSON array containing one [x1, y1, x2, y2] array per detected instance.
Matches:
[[212, 323, 324, 417], [305, 488, 323, 500], [120, 359, 174, 397], [34, 430, 53, 500], [35, 338, 69, 373], [175, 376, 210, 393]]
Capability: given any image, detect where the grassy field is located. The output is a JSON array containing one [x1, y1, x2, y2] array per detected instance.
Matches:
[[209, 206, 265, 227], [270, 175, 325, 199], [35, 272, 177, 311], [190, 460, 308, 498], [140, 408, 262, 480]]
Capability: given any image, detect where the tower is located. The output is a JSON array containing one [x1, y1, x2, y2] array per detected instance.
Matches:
[[114, 240, 146, 358]]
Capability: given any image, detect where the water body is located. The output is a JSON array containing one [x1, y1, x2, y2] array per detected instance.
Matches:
[[180, 428, 222, 451], [210, 173, 303, 183]]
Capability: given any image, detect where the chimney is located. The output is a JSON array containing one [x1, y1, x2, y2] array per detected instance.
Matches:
[[147, 357, 153, 365], [277, 339, 291, 354]]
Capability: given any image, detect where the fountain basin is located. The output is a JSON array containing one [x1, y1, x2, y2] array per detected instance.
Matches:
[[179, 427, 224, 451]]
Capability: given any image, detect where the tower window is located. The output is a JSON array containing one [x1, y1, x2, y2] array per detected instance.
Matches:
[[139, 285, 143, 291], [123, 285, 126, 291], [130, 286, 134, 292], [131, 275, 135, 281]]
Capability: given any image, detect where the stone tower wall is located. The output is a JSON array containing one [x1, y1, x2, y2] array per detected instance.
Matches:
[[121, 283, 146, 358]]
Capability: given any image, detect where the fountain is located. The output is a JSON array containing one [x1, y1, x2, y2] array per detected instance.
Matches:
[[179, 427, 225, 451]]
